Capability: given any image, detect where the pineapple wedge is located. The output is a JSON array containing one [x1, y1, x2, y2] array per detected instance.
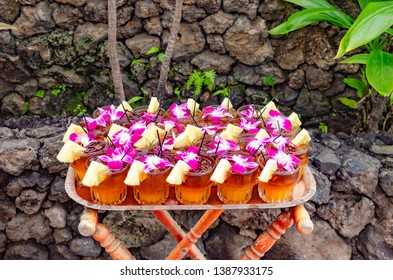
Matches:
[[288, 112, 302, 128], [220, 97, 233, 110], [124, 160, 146, 186], [184, 124, 203, 142], [134, 129, 156, 149], [224, 123, 243, 139], [107, 123, 128, 140], [173, 132, 191, 149], [146, 123, 166, 138], [187, 98, 200, 114], [292, 129, 311, 146], [219, 130, 231, 141], [56, 140, 86, 163], [116, 101, 133, 113], [166, 160, 191, 185], [261, 101, 279, 118], [255, 128, 270, 140], [82, 161, 109, 187], [147, 97, 160, 113], [258, 159, 278, 183], [62, 123, 85, 143], [210, 158, 232, 184]]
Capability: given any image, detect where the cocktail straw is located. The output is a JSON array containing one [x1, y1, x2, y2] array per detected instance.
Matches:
[[120, 103, 132, 123], [106, 136, 116, 148], [192, 98, 197, 117], [252, 144, 263, 157], [82, 113, 90, 132], [214, 141, 221, 156], [121, 145, 133, 161], [156, 130, 163, 156], [257, 107, 267, 127], [197, 131, 207, 155], [188, 108, 200, 127], [273, 121, 282, 143], [78, 122, 88, 134]]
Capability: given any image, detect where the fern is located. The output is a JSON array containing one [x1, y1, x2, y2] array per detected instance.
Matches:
[[203, 70, 216, 91]]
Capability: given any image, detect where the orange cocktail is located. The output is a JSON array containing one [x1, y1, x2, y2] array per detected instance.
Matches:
[[216, 153, 259, 204], [257, 156, 300, 203], [85, 156, 129, 205], [132, 155, 173, 205], [175, 155, 215, 204], [70, 140, 107, 186]]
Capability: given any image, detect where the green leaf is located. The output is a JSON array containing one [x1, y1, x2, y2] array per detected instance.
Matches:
[[339, 97, 358, 109], [35, 90, 45, 98], [203, 70, 216, 91], [0, 22, 15, 30], [390, 92, 393, 104], [335, 2, 393, 58], [343, 78, 367, 98], [366, 50, 393, 96], [146, 46, 160, 55], [263, 75, 276, 86], [341, 54, 369, 64], [128, 96, 144, 104], [285, 0, 335, 9], [318, 122, 328, 133], [358, 0, 392, 10], [158, 53, 164, 63], [269, 8, 352, 35], [51, 89, 61, 96]]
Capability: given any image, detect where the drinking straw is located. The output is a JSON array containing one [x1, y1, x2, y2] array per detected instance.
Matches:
[[252, 144, 263, 157], [120, 103, 132, 123], [78, 122, 88, 134], [257, 107, 267, 127], [273, 121, 282, 143], [197, 131, 207, 155], [188, 108, 200, 127], [82, 113, 90, 132], [214, 141, 221, 156], [121, 145, 133, 161], [106, 136, 116, 148], [156, 130, 163, 156], [192, 98, 197, 117]]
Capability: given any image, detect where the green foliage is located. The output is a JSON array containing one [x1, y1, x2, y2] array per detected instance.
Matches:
[[263, 75, 276, 86], [0, 22, 15, 30], [269, 0, 393, 101], [51, 83, 67, 96], [173, 87, 181, 99], [22, 101, 29, 115], [339, 97, 358, 109], [185, 69, 216, 97], [131, 58, 143, 66], [36, 89, 45, 98], [318, 122, 328, 133], [127, 88, 148, 108], [146, 46, 164, 63], [73, 104, 87, 116], [212, 87, 229, 98], [343, 75, 368, 98]]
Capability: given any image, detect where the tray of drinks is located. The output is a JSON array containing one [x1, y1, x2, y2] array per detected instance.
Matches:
[[64, 165, 316, 211]]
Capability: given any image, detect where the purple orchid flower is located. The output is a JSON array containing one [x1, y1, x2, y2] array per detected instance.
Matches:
[[265, 110, 292, 133], [261, 133, 291, 151], [246, 138, 266, 155], [239, 118, 262, 134], [168, 103, 190, 119], [207, 135, 240, 156], [98, 144, 137, 170], [174, 146, 199, 171], [69, 132, 96, 147], [240, 105, 257, 119], [227, 154, 258, 174], [84, 116, 105, 131], [201, 124, 226, 135], [267, 148, 301, 172], [140, 111, 158, 121], [202, 105, 233, 124], [155, 137, 174, 153], [159, 118, 185, 133], [112, 130, 142, 147], [138, 154, 174, 173], [129, 119, 148, 135], [98, 105, 125, 123]]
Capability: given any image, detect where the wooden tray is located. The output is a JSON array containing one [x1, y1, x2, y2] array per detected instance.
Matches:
[[65, 166, 316, 211]]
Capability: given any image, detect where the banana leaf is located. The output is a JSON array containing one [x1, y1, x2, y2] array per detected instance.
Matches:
[[366, 50, 393, 96], [335, 2, 393, 58], [269, 8, 352, 35]]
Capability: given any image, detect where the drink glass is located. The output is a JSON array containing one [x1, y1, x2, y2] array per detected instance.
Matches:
[[132, 154, 173, 205], [201, 105, 238, 125], [216, 152, 259, 204], [257, 156, 300, 203], [70, 140, 108, 187], [85, 156, 129, 205], [287, 142, 310, 181], [132, 105, 168, 122], [174, 154, 215, 204], [237, 104, 264, 121]]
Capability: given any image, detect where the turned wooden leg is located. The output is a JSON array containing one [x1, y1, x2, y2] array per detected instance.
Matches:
[[292, 204, 313, 235], [78, 207, 134, 260], [166, 209, 223, 260], [240, 210, 293, 260], [152, 210, 206, 260]]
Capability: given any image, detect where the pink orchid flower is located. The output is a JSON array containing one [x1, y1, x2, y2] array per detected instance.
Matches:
[[129, 120, 148, 135], [267, 148, 301, 172], [138, 155, 174, 173], [84, 116, 106, 130], [265, 110, 292, 133], [202, 105, 233, 124], [98, 105, 125, 123], [140, 111, 158, 121], [112, 130, 142, 147], [240, 105, 257, 119], [159, 118, 185, 133], [168, 103, 190, 119], [261, 133, 291, 151], [246, 138, 266, 155], [155, 137, 174, 153], [174, 146, 199, 171], [69, 132, 96, 147], [207, 136, 240, 156], [201, 124, 226, 135], [98, 144, 137, 170], [227, 154, 258, 174], [239, 118, 262, 134]]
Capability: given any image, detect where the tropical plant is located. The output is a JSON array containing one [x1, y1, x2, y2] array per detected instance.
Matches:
[[269, 0, 393, 132], [185, 69, 216, 98], [146, 46, 164, 63], [0, 22, 15, 30]]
